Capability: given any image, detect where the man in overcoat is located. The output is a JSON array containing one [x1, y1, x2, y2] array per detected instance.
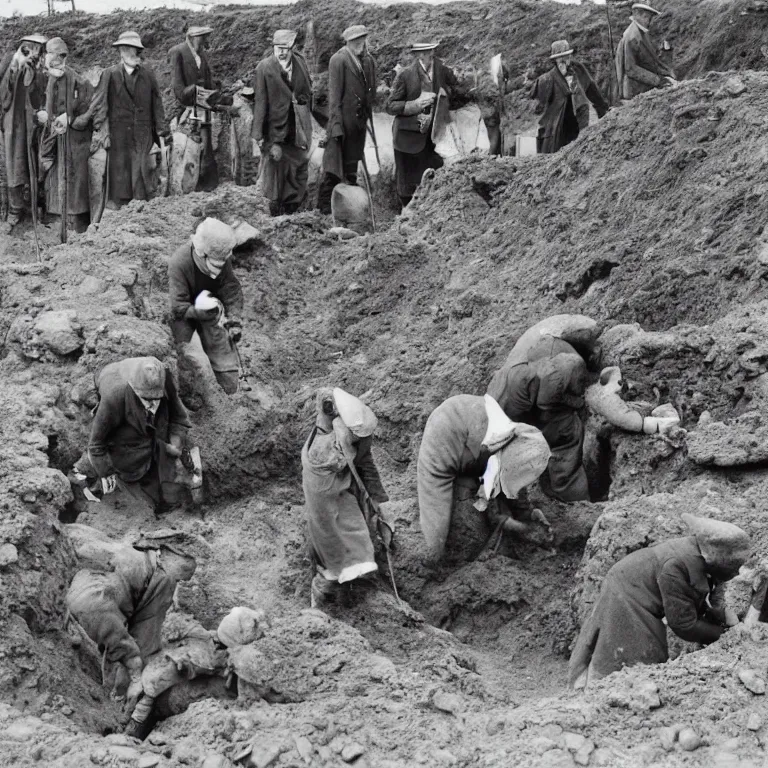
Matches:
[[615, 3, 676, 100], [168, 25, 231, 192], [386, 41, 458, 208], [317, 25, 377, 214], [39, 37, 98, 234], [251, 29, 313, 216], [168, 217, 244, 395], [569, 512, 750, 688], [531, 39, 609, 155], [93, 31, 168, 208], [0, 33, 47, 233]]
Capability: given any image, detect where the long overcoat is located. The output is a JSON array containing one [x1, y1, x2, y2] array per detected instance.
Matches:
[[94, 64, 166, 203], [168, 41, 215, 120], [322, 46, 376, 179], [568, 536, 724, 684], [615, 20, 674, 100]]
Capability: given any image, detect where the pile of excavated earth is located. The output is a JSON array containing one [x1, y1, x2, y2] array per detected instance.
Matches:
[[3, 1, 768, 767]]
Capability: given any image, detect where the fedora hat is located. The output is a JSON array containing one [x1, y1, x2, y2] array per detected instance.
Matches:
[[632, 3, 662, 14], [272, 29, 297, 47], [112, 30, 144, 49], [411, 40, 439, 52]]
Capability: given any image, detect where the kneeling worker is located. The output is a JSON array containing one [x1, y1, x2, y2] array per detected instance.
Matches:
[[169, 217, 244, 395], [417, 394, 551, 564], [302, 387, 393, 608], [569, 511, 750, 689]]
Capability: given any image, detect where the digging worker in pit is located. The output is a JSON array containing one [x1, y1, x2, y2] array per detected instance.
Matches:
[[302, 387, 394, 608], [386, 40, 458, 208], [38, 37, 98, 236], [72, 356, 191, 516], [615, 3, 677, 101], [0, 33, 48, 234], [251, 29, 314, 216], [168, 217, 243, 396], [168, 25, 232, 193], [417, 394, 552, 565], [93, 31, 168, 208], [531, 39, 609, 155], [66, 529, 202, 733], [569, 511, 750, 689], [317, 24, 377, 215], [487, 333, 591, 503]]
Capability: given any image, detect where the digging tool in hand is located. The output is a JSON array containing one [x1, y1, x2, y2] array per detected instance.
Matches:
[[366, 116, 382, 174], [359, 154, 376, 233]]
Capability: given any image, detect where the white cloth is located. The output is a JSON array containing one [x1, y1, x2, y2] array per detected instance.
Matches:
[[122, 63, 137, 76], [187, 39, 201, 69], [481, 394, 517, 453]]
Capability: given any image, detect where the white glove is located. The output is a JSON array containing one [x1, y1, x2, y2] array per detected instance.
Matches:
[[36, 110, 49, 126], [52, 112, 69, 135], [101, 475, 118, 495]]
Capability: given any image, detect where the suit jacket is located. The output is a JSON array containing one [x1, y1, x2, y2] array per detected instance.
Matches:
[[168, 41, 215, 120], [615, 20, 674, 100], [251, 52, 312, 146], [387, 57, 458, 154], [326, 46, 376, 140]]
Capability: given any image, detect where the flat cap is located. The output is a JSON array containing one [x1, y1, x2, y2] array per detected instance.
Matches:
[[134, 528, 212, 560], [272, 29, 297, 47], [46, 37, 68, 56], [21, 33, 48, 46], [411, 40, 439, 52], [343, 25, 369, 42], [632, 3, 662, 14], [187, 25, 213, 37]]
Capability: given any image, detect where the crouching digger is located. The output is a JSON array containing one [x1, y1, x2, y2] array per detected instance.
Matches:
[[169, 217, 244, 395], [66, 529, 204, 729], [568, 511, 750, 689], [417, 394, 552, 564], [71, 357, 192, 516], [302, 387, 394, 608]]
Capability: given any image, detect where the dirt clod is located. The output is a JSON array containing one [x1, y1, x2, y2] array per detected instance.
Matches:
[[737, 669, 766, 695], [677, 727, 702, 752]]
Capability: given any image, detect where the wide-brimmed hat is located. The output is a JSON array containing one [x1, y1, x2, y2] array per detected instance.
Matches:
[[134, 528, 211, 560], [632, 3, 662, 14], [550, 40, 574, 59], [127, 357, 166, 400], [682, 511, 750, 573], [343, 25, 369, 42], [112, 31, 144, 49], [20, 33, 48, 46], [187, 25, 213, 37], [46, 37, 68, 56], [273, 29, 297, 47], [411, 40, 439, 52]]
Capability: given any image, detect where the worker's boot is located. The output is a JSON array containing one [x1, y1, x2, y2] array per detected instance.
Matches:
[[124, 695, 155, 741], [283, 202, 300, 215], [310, 573, 340, 609]]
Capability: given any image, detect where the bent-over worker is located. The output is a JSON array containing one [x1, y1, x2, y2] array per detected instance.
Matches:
[[569, 512, 750, 689], [73, 356, 191, 516], [302, 387, 393, 608], [488, 334, 590, 502], [531, 39, 608, 154], [251, 29, 313, 216], [386, 40, 458, 208], [615, 3, 677, 101], [417, 394, 551, 564], [168, 217, 243, 395], [317, 25, 377, 214]]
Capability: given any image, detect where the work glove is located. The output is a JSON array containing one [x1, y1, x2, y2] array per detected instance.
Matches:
[[52, 112, 68, 135], [100, 475, 118, 495], [252, 138, 262, 158], [36, 110, 49, 126], [417, 113, 432, 134], [225, 319, 243, 343], [165, 442, 182, 459], [269, 143, 283, 162]]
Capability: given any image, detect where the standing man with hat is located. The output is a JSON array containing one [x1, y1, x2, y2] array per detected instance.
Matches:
[[0, 33, 48, 234], [168, 25, 231, 192], [93, 31, 168, 208], [39, 37, 98, 235], [317, 25, 377, 215], [615, 3, 677, 101], [251, 29, 314, 216], [530, 39, 609, 155], [386, 40, 458, 208]]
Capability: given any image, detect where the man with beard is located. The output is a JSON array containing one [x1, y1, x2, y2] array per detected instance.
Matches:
[[530, 39, 609, 155], [251, 29, 313, 216], [39, 37, 97, 236], [317, 25, 376, 215], [93, 31, 168, 208], [0, 33, 47, 233]]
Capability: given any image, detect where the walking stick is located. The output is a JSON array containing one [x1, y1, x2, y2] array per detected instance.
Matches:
[[59, 81, 71, 244], [605, 1, 618, 106], [26, 120, 42, 262], [366, 116, 382, 172], [359, 154, 376, 234]]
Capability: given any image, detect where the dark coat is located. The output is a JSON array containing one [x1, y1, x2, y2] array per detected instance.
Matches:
[[615, 20, 674, 100], [168, 242, 244, 344], [39, 67, 95, 215], [251, 52, 312, 147], [88, 358, 191, 482], [322, 46, 376, 179], [531, 61, 608, 155], [94, 63, 166, 203], [568, 537, 724, 684], [387, 57, 458, 155], [168, 41, 215, 121], [0, 55, 45, 189]]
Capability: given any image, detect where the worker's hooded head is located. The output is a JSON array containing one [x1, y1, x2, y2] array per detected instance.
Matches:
[[682, 509, 751, 581], [191, 217, 237, 279], [483, 423, 551, 500], [126, 357, 166, 410], [134, 528, 212, 581], [313, 386, 377, 439], [532, 352, 587, 410], [216, 606, 268, 647]]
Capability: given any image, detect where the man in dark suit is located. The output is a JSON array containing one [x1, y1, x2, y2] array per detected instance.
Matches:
[[168, 25, 231, 192], [615, 3, 677, 101], [251, 29, 313, 216], [317, 25, 377, 215], [386, 41, 458, 208], [93, 31, 168, 209]]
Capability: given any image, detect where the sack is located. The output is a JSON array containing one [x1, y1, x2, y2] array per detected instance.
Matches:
[[331, 183, 369, 232], [169, 130, 201, 196], [333, 387, 377, 438]]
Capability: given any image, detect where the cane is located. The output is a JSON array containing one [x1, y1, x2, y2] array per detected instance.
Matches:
[[26, 123, 42, 262]]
